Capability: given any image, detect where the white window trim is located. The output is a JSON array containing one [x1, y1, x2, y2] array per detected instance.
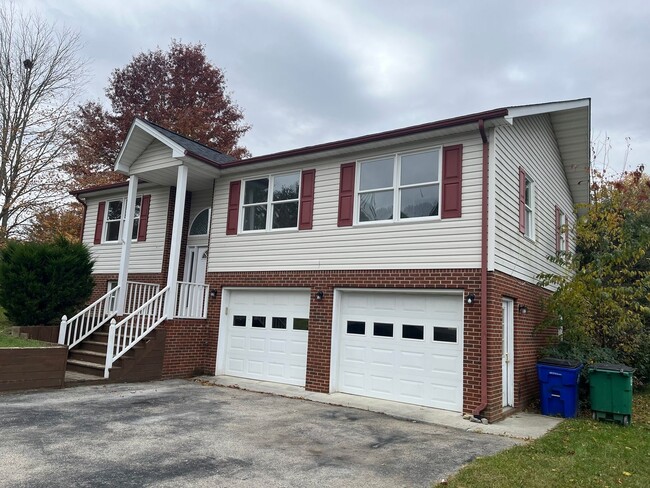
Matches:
[[558, 209, 567, 251], [524, 176, 535, 241], [354, 146, 442, 226], [102, 195, 142, 244], [240, 171, 302, 233], [189, 207, 211, 237]]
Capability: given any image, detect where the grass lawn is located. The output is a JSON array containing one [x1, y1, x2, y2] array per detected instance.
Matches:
[[0, 307, 45, 348], [440, 389, 650, 487]]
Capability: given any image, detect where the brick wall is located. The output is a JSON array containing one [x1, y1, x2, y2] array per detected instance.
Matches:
[[484, 271, 553, 421], [201, 269, 484, 413], [161, 318, 209, 378]]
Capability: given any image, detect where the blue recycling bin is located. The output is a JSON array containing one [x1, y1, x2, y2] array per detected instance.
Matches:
[[537, 358, 583, 418]]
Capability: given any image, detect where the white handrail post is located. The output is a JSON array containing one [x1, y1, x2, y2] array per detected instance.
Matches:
[[165, 165, 188, 318], [58, 315, 68, 345], [116, 175, 139, 315], [104, 319, 117, 379]]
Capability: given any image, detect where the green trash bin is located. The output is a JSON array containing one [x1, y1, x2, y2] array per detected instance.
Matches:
[[588, 363, 635, 426]]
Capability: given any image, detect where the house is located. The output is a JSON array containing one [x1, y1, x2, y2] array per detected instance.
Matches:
[[64, 98, 590, 422]]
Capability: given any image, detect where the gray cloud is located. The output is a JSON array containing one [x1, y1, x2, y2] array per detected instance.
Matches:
[[19, 0, 650, 172]]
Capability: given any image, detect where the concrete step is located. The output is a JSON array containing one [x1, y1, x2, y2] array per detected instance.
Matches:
[[82, 340, 108, 353], [69, 349, 106, 365], [66, 359, 109, 377]]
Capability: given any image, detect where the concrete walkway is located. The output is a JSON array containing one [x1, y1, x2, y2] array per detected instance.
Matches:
[[200, 375, 562, 440]]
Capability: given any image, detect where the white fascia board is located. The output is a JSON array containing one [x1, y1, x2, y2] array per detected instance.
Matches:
[[114, 119, 187, 173], [504, 98, 590, 124]]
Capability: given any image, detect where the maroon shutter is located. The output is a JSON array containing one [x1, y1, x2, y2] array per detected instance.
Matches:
[[337, 162, 356, 227], [518, 167, 526, 233], [298, 169, 316, 230], [226, 180, 241, 235], [441, 145, 463, 219], [94, 201, 106, 244], [137, 195, 151, 242], [555, 205, 561, 252]]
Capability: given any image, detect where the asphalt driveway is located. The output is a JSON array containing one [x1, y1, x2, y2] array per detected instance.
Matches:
[[0, 380, 519, 487]]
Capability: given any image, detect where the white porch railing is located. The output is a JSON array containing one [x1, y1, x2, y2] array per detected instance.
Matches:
[[59, 287, 119, 349], [124, 281, 160, 314], [104, 286, 169, 378], [175, 281, 209, 319]]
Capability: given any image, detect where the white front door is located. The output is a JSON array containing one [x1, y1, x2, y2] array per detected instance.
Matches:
[[502, 298, 515, 407], [183, 246, 208, 284], [335, 291, 464, 412], [218, 289, 310, 386]]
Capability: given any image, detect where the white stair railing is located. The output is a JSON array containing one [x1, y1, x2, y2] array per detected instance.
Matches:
[[125, 281, 160, 314], [104, 286, 169, 378], [175, 281, 209, 319], [59, 287, 119, 349]]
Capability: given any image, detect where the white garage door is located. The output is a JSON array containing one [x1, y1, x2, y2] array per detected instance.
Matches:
[[221, 289, 310, 386], [336, 291, 463, 411]]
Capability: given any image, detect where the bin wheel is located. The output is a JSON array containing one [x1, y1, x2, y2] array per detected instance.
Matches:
[[623, 415, 630, 427]]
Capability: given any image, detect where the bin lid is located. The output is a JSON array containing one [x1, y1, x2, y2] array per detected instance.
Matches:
[[538, 357, 582, 368], [589, 363, 635, 373]]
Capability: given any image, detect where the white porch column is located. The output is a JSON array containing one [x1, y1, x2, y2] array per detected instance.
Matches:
[[116, 175, 139, 315], [165, 165, 188, 318]]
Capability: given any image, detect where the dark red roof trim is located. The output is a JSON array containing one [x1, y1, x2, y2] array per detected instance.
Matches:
[[219, 107, 509, 168]]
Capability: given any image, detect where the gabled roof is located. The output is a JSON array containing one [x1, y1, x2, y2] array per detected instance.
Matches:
[[135, 118, 236, 166], [114, 118, 235, 173]]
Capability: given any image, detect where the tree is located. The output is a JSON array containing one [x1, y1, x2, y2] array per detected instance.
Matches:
[[0, 237, 94, 325], [539, 167, 650, 382], [67, 40, 251, 189], [25, 202, 83, 243], [0, 3, 86, 241]]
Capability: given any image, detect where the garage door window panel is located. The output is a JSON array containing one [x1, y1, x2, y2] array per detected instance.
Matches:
[[252, 316, 266, 328], [347, 321, 366, 335], [272, 317, 287, 329], [433, 326, 457, 343], [293, 318, 309, 331], [402, 324, 424, 340], [373, 322, 393, 337], [233, 315, 247, 327]]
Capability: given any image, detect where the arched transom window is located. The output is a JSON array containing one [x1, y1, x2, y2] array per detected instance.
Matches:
[[189, 208, 210, 236]]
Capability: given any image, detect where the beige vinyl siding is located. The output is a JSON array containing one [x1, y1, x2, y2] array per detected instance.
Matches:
[[209, 132, 484, 272], [492, 114, 574, 286], [82, 186, 170, 274], [187, 188, 212, 247], [129, 140, 180, 174]]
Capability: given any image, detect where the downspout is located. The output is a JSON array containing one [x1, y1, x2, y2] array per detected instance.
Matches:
[[473, 119, 489, 417]]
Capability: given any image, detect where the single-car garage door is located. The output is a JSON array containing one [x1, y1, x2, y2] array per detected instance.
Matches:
[[335, 291, 463, 411], [219, 289, 310, 386]]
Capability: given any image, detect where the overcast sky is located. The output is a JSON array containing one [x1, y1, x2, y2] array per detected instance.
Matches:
[[18, 0, 650, 174]]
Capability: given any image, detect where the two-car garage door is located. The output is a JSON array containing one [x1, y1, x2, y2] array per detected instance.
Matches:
[[219, 288, 463, 412]]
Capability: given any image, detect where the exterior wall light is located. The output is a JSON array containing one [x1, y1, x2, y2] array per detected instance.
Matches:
[[518, 304, 528, 314], [465, 293, 476, 305], [314, 291, 324, 301], [209, 289, 218, 299]]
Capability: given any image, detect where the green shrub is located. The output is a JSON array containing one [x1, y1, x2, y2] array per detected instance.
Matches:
[[0, 238, 94, 326]]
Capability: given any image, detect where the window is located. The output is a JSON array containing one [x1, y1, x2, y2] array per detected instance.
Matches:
[[293, 318, 309, 331], [233, 315, 247, 327], [558, 209, 567, 252], [104, 197, 141, 242], [346, 321, 365, 335], [242, 172, 301, 231], [373, 322, 393, 337], [433, 326, 457, 343], [524, 176, 534, 238], [189, 208, 210, 236], [272, 317, 287, 329], [252, 316, 266, 328], [357, 148, 440, 223], [402, 324, 424, 340]]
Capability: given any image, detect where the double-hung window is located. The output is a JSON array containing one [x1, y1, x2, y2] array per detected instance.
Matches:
[[524, 176, 534, 239], [104, 197, 141, 242], [242, 172, 301, 231], [357, 148, 441, 223]]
